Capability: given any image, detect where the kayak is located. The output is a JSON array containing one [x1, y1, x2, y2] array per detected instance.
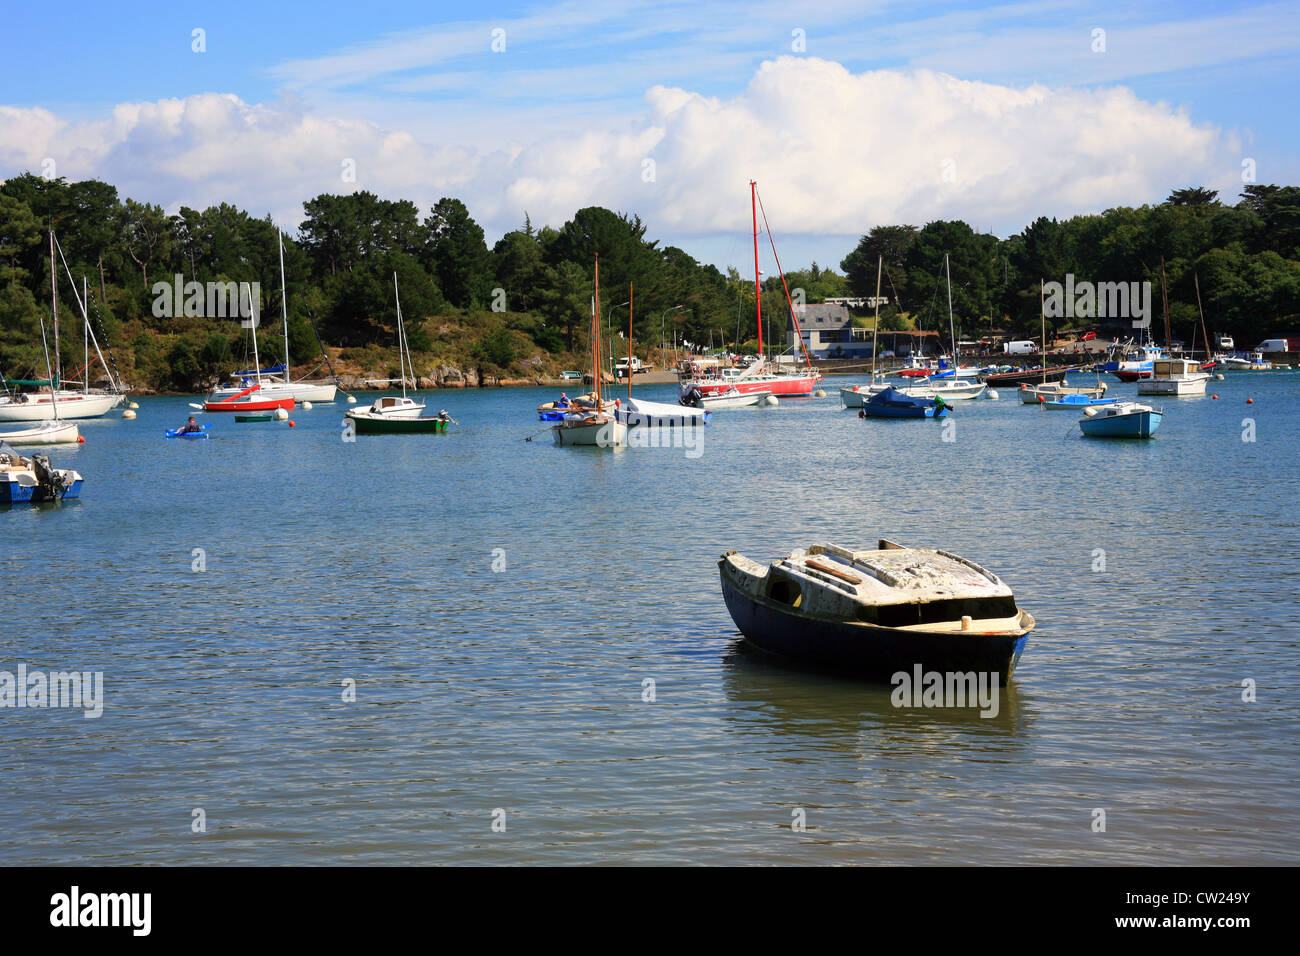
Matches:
[[165, 426, 210, 439]]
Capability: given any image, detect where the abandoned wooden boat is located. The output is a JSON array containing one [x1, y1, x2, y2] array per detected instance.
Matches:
[[719, 540, 1035, 680]]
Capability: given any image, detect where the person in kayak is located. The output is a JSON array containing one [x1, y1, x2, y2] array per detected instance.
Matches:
[[177, 416, 202, 434]]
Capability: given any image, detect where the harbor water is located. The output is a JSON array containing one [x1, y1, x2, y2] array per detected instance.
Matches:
[[3, 373, 1298, 864]]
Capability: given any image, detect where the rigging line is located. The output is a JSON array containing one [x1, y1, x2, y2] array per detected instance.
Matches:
[[754, 188, 814, 370]]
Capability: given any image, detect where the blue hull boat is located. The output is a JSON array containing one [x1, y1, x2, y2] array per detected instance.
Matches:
[[1043, 393, 1119, 410], [719, 541, 1035, 681], [1078, 402, 1162, 438], [0, 448, 83, 503], [861, 386, 950, 419]]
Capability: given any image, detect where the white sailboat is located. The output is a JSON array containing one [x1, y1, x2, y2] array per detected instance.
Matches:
[[346, 273, 427, 424], [208, 231, 338, 404], [0, 233, 125, 422], [553, 255, 626, 448]]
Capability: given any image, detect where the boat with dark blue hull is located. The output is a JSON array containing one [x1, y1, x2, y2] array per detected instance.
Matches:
[[719, 541, 1034, 681], [861, 386, 951, 419]]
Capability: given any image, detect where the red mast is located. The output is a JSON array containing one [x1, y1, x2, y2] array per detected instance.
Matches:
[[751, 180, 762, 358], [594, 253, 602, 407]]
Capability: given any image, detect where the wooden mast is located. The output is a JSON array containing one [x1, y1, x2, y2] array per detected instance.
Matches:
[[1194, 273, 1210, 364], [1160, 256, 1172, 351]]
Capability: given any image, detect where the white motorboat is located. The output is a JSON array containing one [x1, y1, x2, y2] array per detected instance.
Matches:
[[1, 446, 84, 503], [0, 421, 80, 444], [1137, 359, 1210, 396], [346, 395, 426, 422]]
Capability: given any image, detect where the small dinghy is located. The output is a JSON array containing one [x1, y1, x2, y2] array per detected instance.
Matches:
[[0, 444, 84, 503], [861, 386, 950, 419], [719, 540, 1035, 680], [1042, 393, 1120, 410], [1078, 401, 1163, 438], [165, 425, 210, 439], [0, 421, 80, 444]]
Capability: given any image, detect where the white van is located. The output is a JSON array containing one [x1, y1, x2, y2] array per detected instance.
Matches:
[[1256, 338, 1291, 353], [1004, 340, 1037, 355]]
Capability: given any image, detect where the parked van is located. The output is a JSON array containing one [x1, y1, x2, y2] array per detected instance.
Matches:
[[1004, 340, 1037, 355], [1256, 338, 1299, 353]]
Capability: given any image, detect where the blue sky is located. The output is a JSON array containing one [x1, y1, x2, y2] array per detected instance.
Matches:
[[3, 0, 1297, 270]]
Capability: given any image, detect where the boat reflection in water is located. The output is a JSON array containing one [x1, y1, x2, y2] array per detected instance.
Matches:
[[719, 638, 1030, 748]]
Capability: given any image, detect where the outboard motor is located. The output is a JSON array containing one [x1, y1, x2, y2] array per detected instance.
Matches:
[[30, 454, 64, 501]]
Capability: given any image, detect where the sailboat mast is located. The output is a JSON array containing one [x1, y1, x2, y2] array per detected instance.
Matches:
[[627, 282, 634, 403], [393, 272, 407, 398], [751, 181, 762, 359], [247, 284, 263, 388], [1194, 273, 1210, 363], [944, 253, 956, 372], [279, 230, 291, 384], [49, 230, 60, 389], [1040, 279, 1047, 385], [594, 254, 602, 407], [38, 308, 59, 422], [83, 276, 89, 392], [871, 256, 882, 381], [1160, 256, 1172, 351]]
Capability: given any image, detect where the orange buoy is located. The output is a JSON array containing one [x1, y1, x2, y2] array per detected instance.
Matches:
[[77, 436, 85, 443], [1247, 398, 1254, 404], [1212, 395, 1218, 400], [288, 420, 296, 427]]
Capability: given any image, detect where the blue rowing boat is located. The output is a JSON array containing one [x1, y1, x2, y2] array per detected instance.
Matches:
[[1078, 402, 1162, 438], [1043, 393, 1120, 410]]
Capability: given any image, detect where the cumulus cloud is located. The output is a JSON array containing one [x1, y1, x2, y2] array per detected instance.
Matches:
[[0, 57, 1241, 252]]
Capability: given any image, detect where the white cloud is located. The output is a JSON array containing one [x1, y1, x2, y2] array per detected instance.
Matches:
[[0, 57, 1242, 263]]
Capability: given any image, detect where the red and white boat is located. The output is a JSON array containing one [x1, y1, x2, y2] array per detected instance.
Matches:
[[676, 181, 820, 401], [204, 382, 295, 413]]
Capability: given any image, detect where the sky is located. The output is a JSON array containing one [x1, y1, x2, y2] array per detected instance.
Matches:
[[1, 0, 1297, 272]]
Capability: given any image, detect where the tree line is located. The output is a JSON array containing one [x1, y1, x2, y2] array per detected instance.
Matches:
[[1, 174, 1296, 391], [840, 185, 1300, 347]]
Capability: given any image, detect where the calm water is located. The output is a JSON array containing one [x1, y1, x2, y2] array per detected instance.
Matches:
[[3, 373, 1298, 865]]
